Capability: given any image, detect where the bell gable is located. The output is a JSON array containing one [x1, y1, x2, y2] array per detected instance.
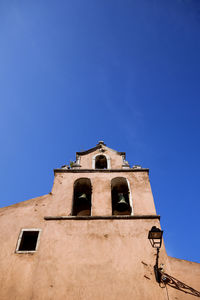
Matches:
[[75, 141, 129, 170]]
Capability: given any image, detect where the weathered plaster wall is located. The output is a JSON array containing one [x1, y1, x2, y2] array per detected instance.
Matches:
[[1, 202, 199, 300], [0, 203, 168, 300]]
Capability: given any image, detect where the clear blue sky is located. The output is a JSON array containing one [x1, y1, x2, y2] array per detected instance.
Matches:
[[0, 0, 200, 263]]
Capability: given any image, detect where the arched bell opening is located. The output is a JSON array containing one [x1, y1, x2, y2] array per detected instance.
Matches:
[[111, 177, 132, 215], [72, 178, 92, 216], [95, 155, 107, 169]]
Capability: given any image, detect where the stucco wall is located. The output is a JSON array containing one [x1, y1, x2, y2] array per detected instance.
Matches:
[[0, 202, 168, 300], [1, 201, 199, 300]]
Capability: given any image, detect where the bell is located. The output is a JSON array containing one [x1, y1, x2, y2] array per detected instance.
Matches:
[[78, 193, 90, 207], [76, 193, 91, 216], [115, 193, 129, 212], [78, 193, 88, 202]]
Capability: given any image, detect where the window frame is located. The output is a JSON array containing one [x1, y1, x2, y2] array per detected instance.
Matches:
[[92, 153, 111, 169], [15, 228, 42, 254]]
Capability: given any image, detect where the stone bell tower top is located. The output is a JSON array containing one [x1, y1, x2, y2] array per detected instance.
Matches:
[[59, 141, 143, 171], [97, 140, 106, 146], [52, 142, 153, 217]]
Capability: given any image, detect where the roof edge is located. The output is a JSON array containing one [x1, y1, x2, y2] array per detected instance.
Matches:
[[76, 146, 125, 156], [76, 141, 125, 157]]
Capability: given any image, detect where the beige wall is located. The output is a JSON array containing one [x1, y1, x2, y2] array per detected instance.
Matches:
[[0, 202, 199, 300], [0, 201, 168, 300]]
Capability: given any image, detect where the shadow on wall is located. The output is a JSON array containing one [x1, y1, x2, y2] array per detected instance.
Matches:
[[159, 271, 200, 298]]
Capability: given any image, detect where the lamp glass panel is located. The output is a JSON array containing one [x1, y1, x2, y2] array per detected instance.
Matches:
[[150, 232, 162, 239]]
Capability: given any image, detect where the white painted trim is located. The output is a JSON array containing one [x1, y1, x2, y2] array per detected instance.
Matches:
[[90, 182, 93, 216], [126, 178, 134, 215], [92, 153, 111, 169], [111, 177, 133, 216], [15, 228, 42, 253], [76, 156, 80, 165]]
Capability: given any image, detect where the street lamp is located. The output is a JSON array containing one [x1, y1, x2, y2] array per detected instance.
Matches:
[[148, 226, 163, 248], [148, 226, 163, 283]]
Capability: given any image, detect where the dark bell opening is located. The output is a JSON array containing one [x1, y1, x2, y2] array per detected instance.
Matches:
[[111, 177, 131, 215], [19, 231, 39, 251], [73, 178, 92, 216], [95, 155, 107, 169]]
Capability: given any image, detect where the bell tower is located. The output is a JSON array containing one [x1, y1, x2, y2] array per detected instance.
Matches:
[[49, 140, 157, 218]]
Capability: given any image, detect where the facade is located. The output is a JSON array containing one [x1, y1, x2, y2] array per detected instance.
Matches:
[[0, 141, 200, 300]]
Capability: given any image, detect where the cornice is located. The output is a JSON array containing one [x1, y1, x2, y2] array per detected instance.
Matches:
[[54, 168, 149, 174], [44, 215, 160, 220]]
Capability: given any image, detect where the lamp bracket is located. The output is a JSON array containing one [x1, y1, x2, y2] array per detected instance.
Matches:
[[158, 270, 200, 297]]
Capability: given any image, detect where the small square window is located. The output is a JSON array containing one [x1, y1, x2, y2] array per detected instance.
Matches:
[[16, 229, 41, 253]]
